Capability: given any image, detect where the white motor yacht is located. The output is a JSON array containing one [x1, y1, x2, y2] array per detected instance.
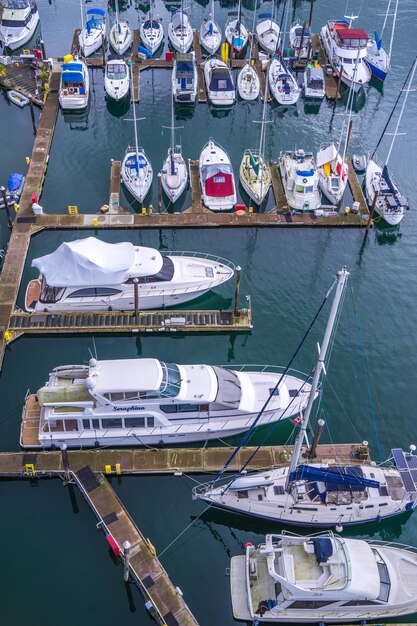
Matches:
[[109, 0, 132, 55], [289, 20, 312, 58], [79, 7, 106, 57], [279, 149, 321, 211], [303, 65, 325, 99], [59, 59, 90, 110], [255, 14, 280, 55], [0, 0, 39, 50], [204, 57, 235, 107], [316, 142, 347, 205], [24, 237, 235, 313], [20, 357, 311, 449], [104, 56, 129, 101], [268, 56, 300, 105], [199, 0, 221, 56], [320, 20, 371, 92], [172, 52, 197, 103], [230, 531, 417, 622], [140, 1, 163, 56], [168, 8, 193, 54], [199, 138, 237, 211]]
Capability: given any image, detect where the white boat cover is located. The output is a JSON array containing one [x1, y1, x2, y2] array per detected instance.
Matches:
[[317, 143, 338, 167], [32, 237, 136, 287]]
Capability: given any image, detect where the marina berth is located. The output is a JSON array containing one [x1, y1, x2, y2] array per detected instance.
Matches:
[[104, 56, 129, 101], [78, 7, 106, 57], [172, 52, 197, 103], [168, 7, 193, 54], [139, 0, 163, 56], [199, 0, 221, 56], [0, 0, 39, 51], [204, 57, 235, 107], [59, 60, 89, 110], [230, 531, 417, 622], [279, 150, 321, 211], [199, 138, 237, 211], [22, 357, 312, 448], [25, 237, 235, 313], [320, 20, 371, 92]]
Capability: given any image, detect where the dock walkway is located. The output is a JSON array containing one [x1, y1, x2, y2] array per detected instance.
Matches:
[[311, 34, 341, 100]]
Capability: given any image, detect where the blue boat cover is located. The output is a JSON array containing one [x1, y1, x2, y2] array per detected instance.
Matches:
[[87, 8, 105, 16], [296, 170, 314, 177], [7, 173, 23, 191], [63, 62, 83, 72], [313, 538, 333, 563], [258, 13, 273, 19], [382, 165, 396, 194], [137, 45, 152, 58], [126, 154, 147, 170], [289, 465, 380, 488], [177, 60, 194, 72], [62, 71, 84, 83]]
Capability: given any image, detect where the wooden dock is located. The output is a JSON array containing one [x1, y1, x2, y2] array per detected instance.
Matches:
[[311, 34, 341, 100], [186, 159, 209, 214], [108, 159, 122, 213], [192, 30, 207, 103], [347, 157, 368, 213], [269, 161, 287, 211], [0, 57, 45, 106]]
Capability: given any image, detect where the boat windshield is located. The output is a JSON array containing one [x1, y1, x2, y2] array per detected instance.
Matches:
[[159, 362, 182, 397], [39, 276, 65, 304], [4, 0, 29, 8], [107, 63, 126, 80]]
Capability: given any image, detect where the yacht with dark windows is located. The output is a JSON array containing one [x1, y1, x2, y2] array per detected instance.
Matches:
[[0, 0, 39, 50], [24, 237, 235, 313], [20, 357, 311, 448]]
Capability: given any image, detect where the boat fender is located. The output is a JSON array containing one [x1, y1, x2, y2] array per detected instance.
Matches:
[[146, 538, 157, 556], [26, 156, 30, 165], [245, 541, 253, 548]]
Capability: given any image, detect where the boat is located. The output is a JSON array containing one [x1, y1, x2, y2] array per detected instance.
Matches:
[[24, 237, 235, 313], [289, 20, 312, 59], [0, 0, 39, 51], [121, 62, 152, 203], [268, 0, 300, 105], [237, 62, 260, 101], [104, 56, 129, 101], [199, 0, 221, 56], [168, 3, 193, 54], [200, 138, 237, 211], [225, 1, 248, 56], [204, 56, 235, 107], [366, 0, 398, 81], [365, 58, 416, 226], [255, 13, 280, 56], [161, 94, 188, 203], [78, 5, 106, 57], [279, 149, 321, 211], [172, 52, 197, 103], [7, 89, 29, 107], [194, 268, 417, 529], [303, 64, 325, 99], [0, 172, 25, 209], [320, 19, 371, 92], [239, 74, 271, 205], [59, 59, 90, 110], [109, 0, 132, 55], [352, 153, 367, 173], [140, 0, 164, 56], [230, 531, 417, 622], [21, 354, 312, 448]]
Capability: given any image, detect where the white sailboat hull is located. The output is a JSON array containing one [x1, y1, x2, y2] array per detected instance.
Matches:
[[121, 148, 153, 203], [140, 19, 164, 55], [225, 18, 248, 55], [255, 19, 280, 55], [161, 151, 188, 203], [365, 158, 405, 225], [239, 153, 271, 205], [79, 23, 106, 57], [168, 12, 193, 53], [268, 57, 300, 105], [199, 20, 221, 55], [237, 63, 260, 100], [109, 21, 133, 55]]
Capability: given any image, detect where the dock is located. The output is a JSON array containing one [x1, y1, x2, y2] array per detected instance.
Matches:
[[311, 34, 341, 100], [192, 30, 207, 103], [347, 157, 367, 213], [0, 56, 45, 106], [269, 161, 288, 211], [108, 159, 122, 213]]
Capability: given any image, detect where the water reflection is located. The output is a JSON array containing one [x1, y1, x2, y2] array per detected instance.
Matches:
[[106, 93, 131, 118], [61, 105, 90, 130], [374, 222, 402, 245]]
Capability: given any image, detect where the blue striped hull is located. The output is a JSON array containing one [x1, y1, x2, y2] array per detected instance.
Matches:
[[366, 60, 387, 81]]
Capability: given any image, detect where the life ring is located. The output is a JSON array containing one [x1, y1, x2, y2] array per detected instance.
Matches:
[[245, 541, 253, 548], [69, 87, 74, 94], [302, 178, 308, 183]]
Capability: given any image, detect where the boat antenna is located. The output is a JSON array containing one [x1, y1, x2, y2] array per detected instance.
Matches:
[[285, 267, 350, 491], [387, 0, 399, 65], [385, 57, 417, 165], [371, 56, 417, 160]]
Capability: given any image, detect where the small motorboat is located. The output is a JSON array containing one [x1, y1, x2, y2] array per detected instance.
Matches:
[[204, 56, 235, 107], [168, 6, 193, 54], [140, 0, 163, 56], [303, 65, 325, 99], [0, 173, 25, 209], [172, 52, 197, 103], [279, 149, 321, 211], [79, 7, 106, 57], [199, 138, 237, 211], [7, 90, 29, 108], [199, 0, 221, 56], [255, 14, 280, 55], [352, 153, 367, 173], [104, 56, 129, 101], [0, 0, 39, 50], [59, 59, 90, 110], [237, 62, 260, 101]]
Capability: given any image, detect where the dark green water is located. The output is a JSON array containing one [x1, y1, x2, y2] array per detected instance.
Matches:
[[1, 0, 417, 624]]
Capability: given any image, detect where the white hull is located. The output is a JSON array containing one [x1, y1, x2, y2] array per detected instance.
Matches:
[[316, 144, 348, 205], [79, 23, 106, 57], [161, 150, 188, 203], [255, 19, 280, 55], [237, 63, 260, 100], [268, 57, 300, 105], [204, 57, 235, 107], [104, 60, 129, 101], [172, 54, 197, 103], [199, 139, 237, 211], [239, 152, 271, 205], [199, 20, 221, 55], [225, 18, 248, 55], [140, 19, 164, 55], [279, 151, 321, 211], [59, 94, 89, 110], [59, 60, 90, 111], [109, 21, 133, 55], [365, 158, 405, 226], [168, 12, 193, 53], [0, 8, 39, 50], [121, 148, 153, 203]]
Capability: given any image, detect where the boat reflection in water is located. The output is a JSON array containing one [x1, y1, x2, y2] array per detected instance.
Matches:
[[106, 93, 130, 118], [61, 104, 90, 130]]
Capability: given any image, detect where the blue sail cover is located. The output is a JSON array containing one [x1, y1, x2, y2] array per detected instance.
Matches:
[[374, 30, 382, 50], [289, 465, 380, 488], [297, 170, 314, 177], [87, 8, 105, 16]]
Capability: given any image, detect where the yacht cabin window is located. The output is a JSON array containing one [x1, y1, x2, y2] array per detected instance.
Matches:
[[39, 277, 64, 304], [125, 256, 175, 284], [106, 64, 126, 80], [67, 288, 122, 298]]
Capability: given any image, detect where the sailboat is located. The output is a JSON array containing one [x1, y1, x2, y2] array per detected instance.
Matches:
[[199, 0, 221, 56], [268, 0, 300, 105], [194, 267, 417, 528], [366, 0, 398, 81], [225, 0, 249, 56], [237, 7, 259, 101], [365, 58, 416, 226], [109, 0, 132, 55], [239, 74, 271, 204], [168, 1, 193, 53], [121, 63, 153, 203], [289, 19, 312, 59], [160, 97, 188, 203], [78, 3, 106, 57], [256, 8, 280, 56], [140, 0, 164, 56]]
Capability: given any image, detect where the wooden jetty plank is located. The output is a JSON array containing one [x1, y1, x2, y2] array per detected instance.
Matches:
[[186, 159, 209, 214], [74, 468, 199, 626], [71, 28, 80, 55], [310, 33, 340, 100], [0, 443, 370, 477], [347, 157, 368, 214], [192, 30, 207, 103], [269, 160, 287, 210], [108, 160, 121, 213], [0, 59, 44, 106]]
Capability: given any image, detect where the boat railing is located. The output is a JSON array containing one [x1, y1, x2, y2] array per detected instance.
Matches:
[[367, 539, 417, 555], [163, 250, 236, 270], [223, 363, 312, 381]]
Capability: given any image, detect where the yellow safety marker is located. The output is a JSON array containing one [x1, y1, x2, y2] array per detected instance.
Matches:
[[3, 330, 15, 343], [92, 217, 99, 227], [141, 206, 147, 215], [105, 464, 112, 474], [24, 463, 36, 476], [67, 205, 78, 214], [115, 463, 121, 475]]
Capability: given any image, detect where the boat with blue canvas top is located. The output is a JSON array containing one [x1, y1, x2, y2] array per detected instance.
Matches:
[[59, 59, 89, 110], [79, 6, 106, 57], [0, 172, 25, 209], [199, 0, 221, 56], [172, 52, 197, 103]]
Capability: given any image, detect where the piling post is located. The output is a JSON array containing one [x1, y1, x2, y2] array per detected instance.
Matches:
[[308, 0, 315, 28], [29, 99, 37, 134], [308, 418, 325, 458], [157, 172, 162, 212], [123, 540, 131, 582], [233, 265, 241, 318], [345, 119, 353, 155], [1, 186, 13, 229], [40, 38, 46, 60], [133, 277, 139, 318], [366, 191, 378, 233], [60, 443, 71, 483], [336, 65, 343, 99]]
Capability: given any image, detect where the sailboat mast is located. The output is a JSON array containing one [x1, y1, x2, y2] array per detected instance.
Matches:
[[258, 72, 268, 157], [129, 62, 140, 166], [381, 0, 392, 38], [386, 57, 417, 165], [115, 0, 120, 30], [285, 268, 350, 490], [281, 0, 289, 55], [387, 0, 399, 66], [170, 95, 175, 174], [341, 53, 359, 161], [80, 0, 85, 30], [181, 0, 184, 38]]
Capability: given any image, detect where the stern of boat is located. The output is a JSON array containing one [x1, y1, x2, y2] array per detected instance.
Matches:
[[230, 555, 252, 621], [25, 279, 41, 312]]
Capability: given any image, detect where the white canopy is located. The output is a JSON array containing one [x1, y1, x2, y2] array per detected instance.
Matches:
[[32, 237, 136, 287], [316, 143, 338, 167]]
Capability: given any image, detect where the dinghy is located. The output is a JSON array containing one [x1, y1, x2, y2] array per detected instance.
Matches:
[[109, 0, 132, 55], [0, 172, 25, 209], [7, 89, 29, 107], [199, 0, 221, 56], [204, 56, 235, 107], [104, 56, 129, 101], [168, 3, 193, 54], [352, 153, 367, 173], [140, 0, 163, 56], [0, 0, 39, 51], [199, 138, 237, 211], [78, 6, 106, 57]]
